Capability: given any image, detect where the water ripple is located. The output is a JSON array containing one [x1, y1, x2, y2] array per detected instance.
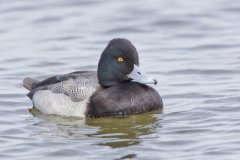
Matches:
[[1, 0, 240, 159]]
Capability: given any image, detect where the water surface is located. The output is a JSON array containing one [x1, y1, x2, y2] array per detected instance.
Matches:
[[0, 0, 240, 159]]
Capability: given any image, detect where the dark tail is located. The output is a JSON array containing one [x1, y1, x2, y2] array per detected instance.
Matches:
[[23, 77, 39, 91]]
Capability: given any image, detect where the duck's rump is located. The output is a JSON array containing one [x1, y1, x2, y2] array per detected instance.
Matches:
[[23, 71, 100, 117]]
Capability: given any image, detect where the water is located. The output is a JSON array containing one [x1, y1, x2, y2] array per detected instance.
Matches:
[[0, 0, 240, 159]]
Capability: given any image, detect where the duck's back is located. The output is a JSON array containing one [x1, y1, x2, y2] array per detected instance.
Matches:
[[26, 71, 100, 117]]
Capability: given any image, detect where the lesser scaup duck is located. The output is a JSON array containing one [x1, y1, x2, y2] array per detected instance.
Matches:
[[23, 38, 163, 118]]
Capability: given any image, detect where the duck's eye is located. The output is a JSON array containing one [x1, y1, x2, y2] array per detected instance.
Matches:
[[117, 57, 124, 62]]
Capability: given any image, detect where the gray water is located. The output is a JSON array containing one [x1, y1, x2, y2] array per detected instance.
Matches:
[[0, 0, 240, 159]]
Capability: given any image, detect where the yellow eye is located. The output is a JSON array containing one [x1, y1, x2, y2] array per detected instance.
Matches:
[[117, 57, 123, 62]]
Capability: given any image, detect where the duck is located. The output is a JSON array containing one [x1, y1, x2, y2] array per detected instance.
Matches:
[[23, 38, 163, 118]]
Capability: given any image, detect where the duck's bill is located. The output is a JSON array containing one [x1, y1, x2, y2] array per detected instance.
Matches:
[[127, 65, 157, 85]]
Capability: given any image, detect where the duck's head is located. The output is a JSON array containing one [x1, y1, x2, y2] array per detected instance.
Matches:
[[97, 38, 157, 88]]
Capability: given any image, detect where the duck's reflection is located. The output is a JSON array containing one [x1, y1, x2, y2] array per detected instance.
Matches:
[[85, 110, 162, 148], [30, 108, 162, 148]]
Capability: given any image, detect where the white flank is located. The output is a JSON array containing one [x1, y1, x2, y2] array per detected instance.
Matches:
[[32, 90, 88, 117]]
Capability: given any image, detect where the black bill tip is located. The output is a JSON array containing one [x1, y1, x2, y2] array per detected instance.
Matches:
[[154, 79, 158, 85]]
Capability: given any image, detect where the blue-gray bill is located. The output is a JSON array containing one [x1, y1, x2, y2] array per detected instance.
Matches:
[[127, 65, 157, 85]]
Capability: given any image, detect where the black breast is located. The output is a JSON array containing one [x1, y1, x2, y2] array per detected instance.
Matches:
[[86, 82, 163, 117]]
